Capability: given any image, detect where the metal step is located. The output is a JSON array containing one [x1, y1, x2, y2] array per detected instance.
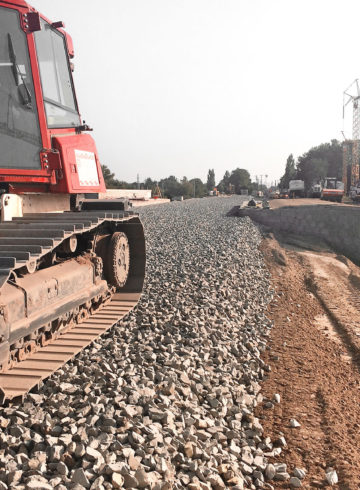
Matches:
[[0, 245, 45, 254], [0, 251, 30, 261], [0, 223, 80, 232], [0, 229, 66, 239]]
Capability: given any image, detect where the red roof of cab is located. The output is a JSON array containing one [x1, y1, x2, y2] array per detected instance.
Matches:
[[2, 0, 74, 57], [3, 0, 31, 7]]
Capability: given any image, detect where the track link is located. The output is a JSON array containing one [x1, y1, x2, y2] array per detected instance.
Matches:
[[0, 291, 139, 403]]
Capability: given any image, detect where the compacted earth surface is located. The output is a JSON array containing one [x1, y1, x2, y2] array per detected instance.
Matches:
[[268, 198, 353, 209], [256, 232, 360, 489], [0, 197, 291, 490]]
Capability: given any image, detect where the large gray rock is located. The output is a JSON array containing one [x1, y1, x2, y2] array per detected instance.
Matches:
[[71, 468, 90, 487]]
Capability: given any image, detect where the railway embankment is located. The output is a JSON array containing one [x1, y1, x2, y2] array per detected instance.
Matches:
[[227, 203, 360, 264]]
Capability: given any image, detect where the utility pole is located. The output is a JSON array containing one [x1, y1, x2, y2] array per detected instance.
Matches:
[[193, 180, 196, 198]]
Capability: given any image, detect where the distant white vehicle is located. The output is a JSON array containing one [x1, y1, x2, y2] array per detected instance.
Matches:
[[350, 182, 360, 201], [310, 183, 322, 198]]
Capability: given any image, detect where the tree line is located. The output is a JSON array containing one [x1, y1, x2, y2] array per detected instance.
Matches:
[[279, 139, 343, 192], [101, 165, 262, 200]]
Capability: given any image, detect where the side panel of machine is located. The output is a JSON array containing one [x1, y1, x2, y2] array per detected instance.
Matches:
[[51, 134, 106, 193], [0, 258, 109, 367]]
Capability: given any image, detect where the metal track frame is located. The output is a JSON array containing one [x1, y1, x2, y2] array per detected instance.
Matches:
[[0, 210, 146, 403], [0, 210, 137, 287]]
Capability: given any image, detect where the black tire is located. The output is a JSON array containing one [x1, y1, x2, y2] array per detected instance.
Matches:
[[104, 232, 130, 288]]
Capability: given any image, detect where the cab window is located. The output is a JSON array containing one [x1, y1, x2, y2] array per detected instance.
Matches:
[[0, 7, 41, 169], [34, 21, 80, 128]]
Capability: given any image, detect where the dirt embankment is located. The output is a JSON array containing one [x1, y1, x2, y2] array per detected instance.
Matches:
[[256, 234, 360, 489]]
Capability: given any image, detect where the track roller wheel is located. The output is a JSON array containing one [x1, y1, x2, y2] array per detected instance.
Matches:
[[105, 232, 130, 288], [18, 347, 27, 362], [77, 308, 89, 324], [26, 260, 37, 274]]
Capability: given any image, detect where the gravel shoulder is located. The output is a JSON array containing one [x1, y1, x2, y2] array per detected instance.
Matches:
[[256, 234, 360, 489]]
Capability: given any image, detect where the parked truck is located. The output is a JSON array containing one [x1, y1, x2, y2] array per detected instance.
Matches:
[[289, 180, 305, 198]]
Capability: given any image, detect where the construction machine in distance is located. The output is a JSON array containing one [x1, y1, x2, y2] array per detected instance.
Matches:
[[320, 178, 344, 203], [0, 1, 146, 402]]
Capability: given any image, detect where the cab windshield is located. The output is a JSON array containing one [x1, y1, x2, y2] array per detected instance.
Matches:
[[34, 20, 80, 129], [0, 7, 41, 169]]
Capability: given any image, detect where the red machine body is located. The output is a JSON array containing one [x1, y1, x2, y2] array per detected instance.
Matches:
[[0, 0, 106, 194]]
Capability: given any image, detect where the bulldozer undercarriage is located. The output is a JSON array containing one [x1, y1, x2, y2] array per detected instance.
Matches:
[[0, 210, 145, 403]]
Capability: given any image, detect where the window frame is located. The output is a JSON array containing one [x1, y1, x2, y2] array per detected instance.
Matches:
[[34, 20, 81, 129], [0, 5, 42, 169]]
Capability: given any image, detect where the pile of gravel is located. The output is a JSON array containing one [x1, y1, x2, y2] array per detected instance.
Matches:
[[0, 197, 285, 489]]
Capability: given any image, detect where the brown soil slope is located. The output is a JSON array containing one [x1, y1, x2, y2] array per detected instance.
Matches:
[[256, 235, 360, 489]]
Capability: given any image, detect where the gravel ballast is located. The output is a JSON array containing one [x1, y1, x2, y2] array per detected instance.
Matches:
[[0, 197, 281, 489]]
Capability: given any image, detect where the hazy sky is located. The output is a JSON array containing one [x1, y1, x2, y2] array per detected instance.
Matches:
[[30, 0, 359, 186]]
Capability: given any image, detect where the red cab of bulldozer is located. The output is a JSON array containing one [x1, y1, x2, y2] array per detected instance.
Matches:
[[0, 0, 106, 194]]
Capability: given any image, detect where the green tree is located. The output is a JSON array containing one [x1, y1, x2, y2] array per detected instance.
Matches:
[[159, 175, 182, 199], [101, 164, 119, 188], [144, 177, 155, 189], [180, 176, 193, 199], [119, 180, 135, 189], [217, 170, 231, 193], [207, 169, 215, 191], [228, 168, 251, 194], [279, 154, 297, 190], [101, 164, 139, 189], [296, 140, 342, 191], [189, 178, 207, 197]]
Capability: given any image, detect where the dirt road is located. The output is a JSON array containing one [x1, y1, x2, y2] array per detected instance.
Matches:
[[269, 198, 355, 209], [256, 234, 360, 489]]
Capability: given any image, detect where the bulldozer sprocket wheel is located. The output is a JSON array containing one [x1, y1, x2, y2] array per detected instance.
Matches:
[[105, 232, 130, 288]]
